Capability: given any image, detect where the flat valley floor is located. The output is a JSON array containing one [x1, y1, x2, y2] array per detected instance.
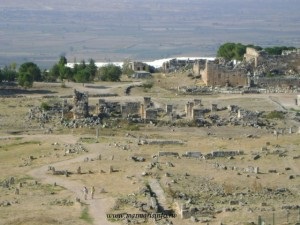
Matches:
[[0, 75, 299, 225]]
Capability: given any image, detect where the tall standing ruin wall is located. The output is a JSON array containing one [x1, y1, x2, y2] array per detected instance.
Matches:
[[202, 61, 249, 87], [73, 89, 89, 119]]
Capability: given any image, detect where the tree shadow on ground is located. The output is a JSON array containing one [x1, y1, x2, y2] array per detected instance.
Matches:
[[0, 88, 57, 96], [84, 85, 108, 89], [0, 83, 57, 96]]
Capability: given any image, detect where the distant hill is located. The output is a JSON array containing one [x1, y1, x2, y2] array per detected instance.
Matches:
[[0, 0, 299, 68]]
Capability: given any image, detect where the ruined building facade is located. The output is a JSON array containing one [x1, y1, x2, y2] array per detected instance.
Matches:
[[121, 102, 141, 118], [71, 90, 159, 122], [244, 47, 264, 67], [193, 59, 250, 87], [95, 97, 158, 121], [185, 99, 209, 120], [192, 59, 206, 77], [201, 60, 249, 87], [162, 58, 196, 73], [193, 47, 300, 87], [244, 47, 300, 76], [129, 61, 148, 71]]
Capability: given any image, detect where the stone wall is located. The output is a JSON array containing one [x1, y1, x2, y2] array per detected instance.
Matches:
[[192, 59, 206, 76], [198, 48, 300, 87], [129, 61, 147, 71], [163, 58, 196, 73], [166, 105, 173, 115], [182, 151, 202, 158], [245, 47, 300, 75], [211, 150, 243, 158], [192, 108, 206, 119], [244, 47, 265, 67], [145, 109, 157, 120], [132, 71, 151, 79], [121, 102, 141, 118], [254, 77, 300, 88], [185, 99, 209, 120], [158, 151, 179, 157], [202, 60, 249, 87]]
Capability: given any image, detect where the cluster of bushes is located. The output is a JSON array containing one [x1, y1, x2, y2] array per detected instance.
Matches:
[[0, 56, 160, 88], [1, 42, 297, 88], [0, 62, 42, 88], [217, 42, 296, 61], [45, 57, 98, 83], [0, 56, 123, 88]]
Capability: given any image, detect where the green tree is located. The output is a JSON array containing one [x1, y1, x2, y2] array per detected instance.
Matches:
[[58, 56, 67, 66], [74, 69, 90, 83], [63, 66, 73, 81], [0, 69, 2, 83], [49, 56, 74, 81], [86, 59, 97, 81], [57, 56, 70, 80], [2, 66, 18, 81], [72, 60, 96, 83], [264, 46, 295, 55], [217, 42, 237, 60], [58, 56, 68, 80], [73, 60, 86, 78], [58, 65, 73, 80], [19, 62, 41, 81], [99, 64, 122, 81], [49, 64, 60, 80], [234, 43, 247, 60], [217, 43, 263, 61], [42, 69, 56, 82], [18, 72, 34, 88]]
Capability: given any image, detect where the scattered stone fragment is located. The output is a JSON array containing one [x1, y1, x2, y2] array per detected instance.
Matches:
[[253, 155, 260, 160]]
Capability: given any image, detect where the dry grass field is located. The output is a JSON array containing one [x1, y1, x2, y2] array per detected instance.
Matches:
[[0, 74, 299, 225]]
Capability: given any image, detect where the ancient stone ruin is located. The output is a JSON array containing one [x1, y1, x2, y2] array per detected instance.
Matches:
[[72, 89, 89, 119], [192, 47, 300, 88], [162, 58, 196, 73]]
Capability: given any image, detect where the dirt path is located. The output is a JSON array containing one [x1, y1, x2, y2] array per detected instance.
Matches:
[[268, 96, 287, 111], [65, 81, 142, 96], [28, 153, 118, 225]]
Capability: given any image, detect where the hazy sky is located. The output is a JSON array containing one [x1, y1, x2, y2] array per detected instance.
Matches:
[[0, 0, 299, 67]]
